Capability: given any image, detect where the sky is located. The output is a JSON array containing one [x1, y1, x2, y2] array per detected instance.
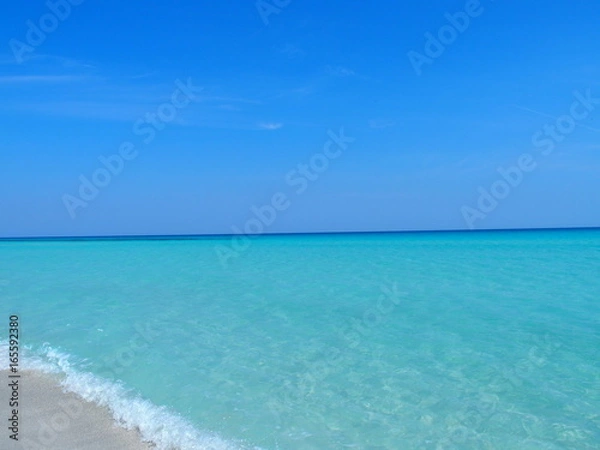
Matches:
[[1, 0, 599, 237]]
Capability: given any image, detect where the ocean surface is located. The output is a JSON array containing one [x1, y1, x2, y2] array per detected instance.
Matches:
[[1, 229, 599, 449]]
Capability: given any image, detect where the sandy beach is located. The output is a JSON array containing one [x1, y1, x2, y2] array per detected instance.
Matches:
[[1, 370, 153, 450]]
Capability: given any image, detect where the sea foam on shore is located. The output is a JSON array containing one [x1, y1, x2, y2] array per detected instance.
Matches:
[[0, 341, 249, 450]]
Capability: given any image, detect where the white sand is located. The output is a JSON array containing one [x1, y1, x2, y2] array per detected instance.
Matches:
[[1, 370, 153, 449]]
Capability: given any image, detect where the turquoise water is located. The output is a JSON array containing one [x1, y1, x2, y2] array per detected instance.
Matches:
[[1, 230, 599, 449]]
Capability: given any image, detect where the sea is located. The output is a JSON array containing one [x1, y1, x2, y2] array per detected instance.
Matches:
[[1, 229, 599, 449]]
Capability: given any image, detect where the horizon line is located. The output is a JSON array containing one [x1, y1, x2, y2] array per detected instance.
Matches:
[[0, 226, 599, 241]]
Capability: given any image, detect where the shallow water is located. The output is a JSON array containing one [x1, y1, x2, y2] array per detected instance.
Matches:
[[1, 230, 599, 449]]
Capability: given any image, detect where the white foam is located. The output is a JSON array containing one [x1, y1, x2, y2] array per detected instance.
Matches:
[[0, 340, 261, 450]]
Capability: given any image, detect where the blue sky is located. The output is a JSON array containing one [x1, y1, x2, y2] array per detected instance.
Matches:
[[1, 0, 599, 237]]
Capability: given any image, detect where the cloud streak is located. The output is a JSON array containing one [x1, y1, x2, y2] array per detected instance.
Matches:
[[325, 65, 355, 77], [0, 75, 89, 84], [258, 122, 283, 130]]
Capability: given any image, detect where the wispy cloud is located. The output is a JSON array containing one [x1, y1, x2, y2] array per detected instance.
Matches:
[[0, 76, 267, 127], [258, 122, 283, 130], [278, 43, 306, 59], [8, 100, 157, 122], [218, 104, 242, 111], [31, 54, 96, 70], [0, 75, 89, 84], [129, 71, 158, 80], [369, 119, 396, 129], [325, 65, 355, 77], [200, 95, 260, 104], [0, 53, 96, 70]]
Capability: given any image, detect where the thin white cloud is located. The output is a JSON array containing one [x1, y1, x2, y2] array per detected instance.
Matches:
[[258, 122, 283, 130], [129, 71, 158, 80], [0, 77, 266, 125], [0, 75, 88, 84], [369, 119, 396, 129], [31, 54, 97, 69], [0, 53, 96, 70], [278, 43, 305, 59], [203, 95, 260, 104], [219, 104, 242, 111], [325, 65, 355, 77], [9, 101, 158, 122]]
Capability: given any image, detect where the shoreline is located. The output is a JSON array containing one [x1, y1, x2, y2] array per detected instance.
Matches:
[[1, 370, 153, 449]]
